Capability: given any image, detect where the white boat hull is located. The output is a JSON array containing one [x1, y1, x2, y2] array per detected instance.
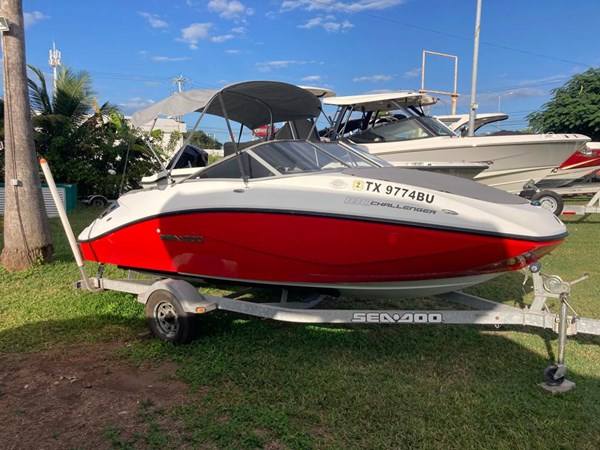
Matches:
[[356, 134, 589, 193]]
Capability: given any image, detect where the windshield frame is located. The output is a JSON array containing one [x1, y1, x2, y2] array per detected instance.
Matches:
[[180, 139, 388, 183]]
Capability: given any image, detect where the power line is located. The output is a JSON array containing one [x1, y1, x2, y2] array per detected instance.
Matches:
[[308, 0, 594, 68]]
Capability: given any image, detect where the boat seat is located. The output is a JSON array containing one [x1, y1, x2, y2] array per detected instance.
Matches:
[[275, 119, 320, 141], [223, 141, 257, 156]]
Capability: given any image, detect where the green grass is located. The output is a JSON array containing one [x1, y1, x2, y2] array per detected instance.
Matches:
[[1, 208, 600, 449]]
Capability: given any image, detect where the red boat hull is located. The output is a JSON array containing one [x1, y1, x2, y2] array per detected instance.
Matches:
[[79, 212, 562, 285], [559, 149, 600, 169]]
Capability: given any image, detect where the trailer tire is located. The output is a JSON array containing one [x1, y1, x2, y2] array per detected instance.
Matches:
[[146, 289, 197, 344], [542, 364, 565, 386], [531, 190, 564, 216]]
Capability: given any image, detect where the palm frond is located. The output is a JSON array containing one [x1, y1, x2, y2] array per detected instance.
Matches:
[[27, 65, 53, 115]]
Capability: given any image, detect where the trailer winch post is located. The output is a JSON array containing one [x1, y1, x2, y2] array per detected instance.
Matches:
[[557, 293, 569, 365], [40, 158, 94, 291]]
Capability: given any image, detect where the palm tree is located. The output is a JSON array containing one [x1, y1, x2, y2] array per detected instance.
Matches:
[[1, 0, 53, 270], [28, 66, 101, 188], [28, 66, 156, 198]]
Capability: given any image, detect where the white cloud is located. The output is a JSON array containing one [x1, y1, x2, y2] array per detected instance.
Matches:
[[120, 97, 155, 114], [505, 88, 546, 99], [353, 75, 393, 82], [302, 75, 322, 82], [211, 34, 235, 43], [298, 17, 322, 29], [208, 0, 254, 19], [282, 0, 406, 13], [178, 23, 214, 49], [324, 20, 353, 32], [138, 12, 168, 29], [151, 56, 192, 62], [257, 60, 309, 72], [225, 49, 240, 54], [298, 16, 353, 32], [478, 88, 545, 103], [139, 50, 191, 62], [458, 88, 546, 111], [23, 11, 49, 29], [403, 68, 421, 78]]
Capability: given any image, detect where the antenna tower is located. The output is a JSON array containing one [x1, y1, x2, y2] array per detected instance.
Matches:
[[48, 41, 62, 94]]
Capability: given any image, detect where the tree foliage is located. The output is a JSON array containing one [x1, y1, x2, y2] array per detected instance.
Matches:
[[527, 68, 600, 140], [27, 65, 156, 198], [184, 130, 222, 149]]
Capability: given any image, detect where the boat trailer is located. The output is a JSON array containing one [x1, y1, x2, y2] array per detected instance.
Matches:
[[41, 159, 600, 392], [558, 184, 600, 215], [73, 266, 599, 392]]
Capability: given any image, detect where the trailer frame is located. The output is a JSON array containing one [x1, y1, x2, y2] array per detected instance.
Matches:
[[73, 264, 600, 392]]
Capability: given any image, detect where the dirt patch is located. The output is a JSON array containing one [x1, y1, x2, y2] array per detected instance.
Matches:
[[0, 342, 192, 449]]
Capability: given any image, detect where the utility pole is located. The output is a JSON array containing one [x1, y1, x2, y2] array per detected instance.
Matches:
[[467, 0, 482, 137], [0, 0, 53, 270], [173, 74, 185, 93], [171, 75, 186, 126], [48, 40, 61, 94]]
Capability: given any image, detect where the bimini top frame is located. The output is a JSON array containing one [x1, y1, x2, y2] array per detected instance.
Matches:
[[131, 80, 324, 183]]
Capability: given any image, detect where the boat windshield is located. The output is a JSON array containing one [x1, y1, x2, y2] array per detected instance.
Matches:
[[186, 139, 390, 181], [350, 116, 455, 144], [252, 140, 391, 171]]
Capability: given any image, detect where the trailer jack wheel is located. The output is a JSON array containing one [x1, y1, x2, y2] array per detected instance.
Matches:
[[542, 363, 567, 386], [146, 289, 197, 344], [531, 190, 564, 216]]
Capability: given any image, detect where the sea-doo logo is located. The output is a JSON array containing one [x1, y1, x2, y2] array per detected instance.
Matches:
[[352, 312, 443, 323], [160, 234, 204, 243]]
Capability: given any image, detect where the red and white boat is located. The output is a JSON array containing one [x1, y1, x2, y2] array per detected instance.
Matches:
[[436, 113, 600, 189], [537, 142, 600, 188], [78, 81, 567, 298]]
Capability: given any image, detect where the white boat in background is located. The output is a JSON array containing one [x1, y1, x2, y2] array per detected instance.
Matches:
[[322, 92, 590, 193], [435, 113, 509, 135], [438, 112, 600, 189]]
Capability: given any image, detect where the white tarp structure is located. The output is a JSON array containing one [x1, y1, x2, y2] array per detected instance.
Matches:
[[131, 81, 323, 130]]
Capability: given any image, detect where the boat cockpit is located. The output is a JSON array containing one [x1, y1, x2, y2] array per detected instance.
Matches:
[[349, 115, 455, 144], [185, 139, 392, 181]]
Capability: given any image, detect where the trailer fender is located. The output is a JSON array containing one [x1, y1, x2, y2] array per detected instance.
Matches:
[[138, 278, 217, 314]]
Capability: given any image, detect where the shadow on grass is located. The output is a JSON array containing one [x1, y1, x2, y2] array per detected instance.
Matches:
[[1, 303, 600, 448], [0, 313, 147, 353]]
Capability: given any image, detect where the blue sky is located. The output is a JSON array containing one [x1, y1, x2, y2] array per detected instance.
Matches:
[[7, 0, 600, 139]]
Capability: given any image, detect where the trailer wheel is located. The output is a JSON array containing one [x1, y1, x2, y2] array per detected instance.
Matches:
[[146, 289, 197, 344], [531, 190, 564, 216], [88, 195, 109, 208], [542, 364, 565, 386]]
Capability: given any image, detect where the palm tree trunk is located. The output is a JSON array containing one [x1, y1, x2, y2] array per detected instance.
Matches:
[[1, 0, 53, 270]]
